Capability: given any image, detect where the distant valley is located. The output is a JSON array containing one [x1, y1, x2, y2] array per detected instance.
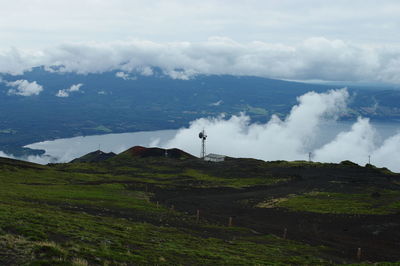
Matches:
[[1, 67, 400, 156]]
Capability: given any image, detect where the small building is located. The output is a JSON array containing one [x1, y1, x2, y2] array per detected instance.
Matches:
[[204, 153, 225, 162]]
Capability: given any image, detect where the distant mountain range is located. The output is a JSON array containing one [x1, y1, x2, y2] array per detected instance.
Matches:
[[1, 66, 400, 155]]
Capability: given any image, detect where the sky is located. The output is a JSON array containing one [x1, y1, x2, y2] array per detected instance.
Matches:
[[1, 0, 400, 83]]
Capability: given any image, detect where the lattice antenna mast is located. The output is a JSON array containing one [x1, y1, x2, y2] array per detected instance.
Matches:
[[199, 129, 207, 159]]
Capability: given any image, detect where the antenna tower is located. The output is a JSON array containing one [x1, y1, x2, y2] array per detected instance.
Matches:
[[198, 129, 207, 159]]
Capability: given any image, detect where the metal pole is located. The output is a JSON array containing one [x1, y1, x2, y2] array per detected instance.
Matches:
[[200, 129, 207, 159], [202, 136, 206, 158]]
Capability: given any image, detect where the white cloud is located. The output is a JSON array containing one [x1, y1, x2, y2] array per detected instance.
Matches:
[[56, 83, 83, 97], [23, 129, 178, 164], [166, 88, 349, 161], [0, 150, 55, 164], [165, 88, 400, 172], [116, 67, 153, 79], [55, 90, 69, 97], [115, 71, 136, 80], [69, 83, 82, 92], [6, 79, 43, 96], [210, 100, 223, 106], [0, 151, 12, 159], [0, 1, 399, 49], [140, 66, 154, 76], [1, 38, 400, 84], [0, 2, 399, 83], [313, 118, 376, 163]]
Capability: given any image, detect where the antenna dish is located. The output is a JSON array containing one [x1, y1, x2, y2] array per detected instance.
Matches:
[[199, 131, 207, 140]]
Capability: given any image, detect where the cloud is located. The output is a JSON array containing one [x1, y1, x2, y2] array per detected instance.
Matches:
[[0, 1, 399, 50], [116, 67, 153, 79], [0, 47, 43, 75], [22, 129, 178, 164], [1, 38, 400, 84], [0, 150, 55, 164], [115, 72, 137, 80], [166, 88, 349, 161], [6, 79, 43, 96], [3, 88, 400, 172], [165, 88, 400, 172], [140, 66, 154, 76], [313, 117, 376, 163], [210, 100, 223, 106], [69, 83, 83, 92], [56, 90, 69, 97], [0, 151, 12, 159], [56, 83, 83, 97]]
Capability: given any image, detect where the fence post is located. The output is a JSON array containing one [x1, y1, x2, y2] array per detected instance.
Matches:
[[228, 217, 233, 227]]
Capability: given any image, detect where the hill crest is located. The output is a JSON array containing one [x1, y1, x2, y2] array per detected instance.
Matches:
[[70, 150, 116, 163], [122, 146, 195, 159]]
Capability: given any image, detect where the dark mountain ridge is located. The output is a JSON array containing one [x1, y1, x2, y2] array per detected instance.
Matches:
[[69, 150, 116, 163]]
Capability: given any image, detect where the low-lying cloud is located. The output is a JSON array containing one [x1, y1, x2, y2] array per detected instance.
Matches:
[[2, 88, 400, 172], [56, 83, 83, 97], [115, 72, 136, 80], [165, 88, 400, 171], [5, 79, 43, 96], [0, 150, 52, 165], [1, 38, 400, 84]]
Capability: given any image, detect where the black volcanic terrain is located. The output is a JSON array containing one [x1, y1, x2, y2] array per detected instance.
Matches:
[[0, 147, 399, 264]]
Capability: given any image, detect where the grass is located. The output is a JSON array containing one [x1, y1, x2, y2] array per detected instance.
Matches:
[[1, 154, 400, 264], [0, 129, 17, 134], [0, 158, 336, 265], [275, 190, 400, 215], [0, 195, 332, 265], [183, 169, 289, 188], [246, 105, 269, 115], [92, 125, 112, 133]]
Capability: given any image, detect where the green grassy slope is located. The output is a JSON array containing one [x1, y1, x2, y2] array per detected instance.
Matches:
[[1, 153, 400, 265]]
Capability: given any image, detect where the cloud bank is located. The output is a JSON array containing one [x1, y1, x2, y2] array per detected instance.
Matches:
[[5, 79, 43, 96], [165, 88, 400, 171], [1, 38, 400, 84], [2, 88, 400, 172], [1, 1, 399, 50]]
